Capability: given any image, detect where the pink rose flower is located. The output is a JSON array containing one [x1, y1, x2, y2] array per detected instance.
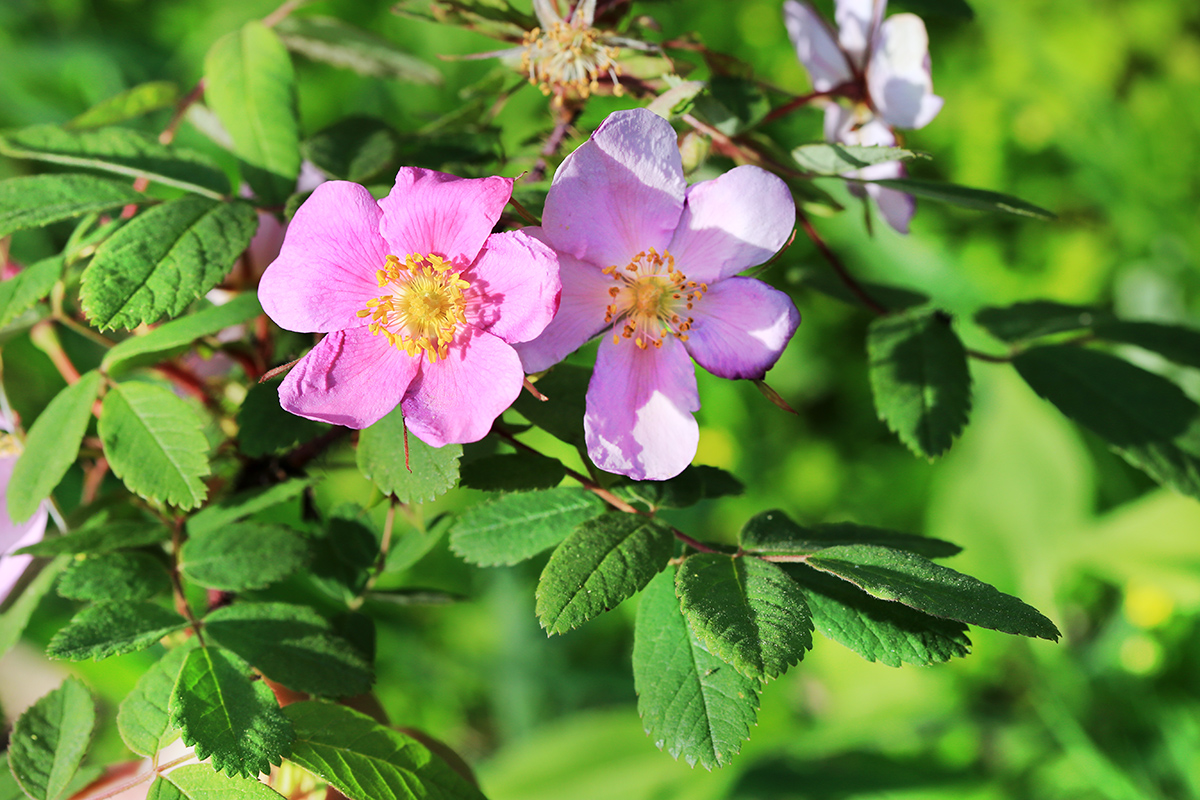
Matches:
[[258, 168, 561, 446], [1, 410, 49, 604], [515, 108, 799, 481]]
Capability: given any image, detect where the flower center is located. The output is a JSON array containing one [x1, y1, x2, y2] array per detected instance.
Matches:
[[521, 20, 623, 101], [357, 253, 469, 363], [602, 247, 707, 350], [0, 432, 21, 458]]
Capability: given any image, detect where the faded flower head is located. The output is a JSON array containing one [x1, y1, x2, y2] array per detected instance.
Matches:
[[1, 410, 49, 605], [522, 0, 623, 103]]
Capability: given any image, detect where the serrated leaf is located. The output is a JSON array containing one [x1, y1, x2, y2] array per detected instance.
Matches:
[[67, 81, 180, 130], [0, 174, 148, 238], [310, 518, 377, 600], [170, 646, 293, 778], [864, 178, 1055, 219], [204, 602, 372, 698], [739, 509, 961, 559], [102, 293, 263, 374], [8, 677, 96, 800], [58, 551, 170, 602], [616, 465, 744, 510], [633, 569, 760, 770], [512, 364, 590, 446], [187, 479, 311, 537], [449, 488, 607, 566], [458, 452, 565, 492], [805, 544, 1060, 640], [301, 116, 398, 184], [0, 256, 62, 328], [118, 643, 196, 757], [149, 764, 286, 800], [1014, 345, 1200, 500], [792, 143, 925, 175], [284, 700, 485, 800], [0, 126, 229, 198], [204, 22, 300, 205], [357, 405, 461, 503], [536, 514, 674, 634], [46, 601, 190, 661], [179, 523, 310, 592], [81, 195, 258, 330], [797, 268, 929, 311], [0, 558, 68, 659], [236, 381, 330, 457], [8, 370, 101, 523], [783, 564, 971, 667], [974, 301, 1107, 343], [275, 16, 441, 85], [1092, 320, 1200, 370], [18, 520, 169, 557], [676, 554, 813, 681], [99, 381, 211, 509], [867, 308, 972, 458]]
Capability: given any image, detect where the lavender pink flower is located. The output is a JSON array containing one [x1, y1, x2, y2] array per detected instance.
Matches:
[[258, 168, 561, 446], [1, 410, 49, 604], [515, 108, 799, 481]]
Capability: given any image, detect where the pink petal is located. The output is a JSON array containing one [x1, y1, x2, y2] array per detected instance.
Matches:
[[258, 182, 388, 333], [379, 167, 512, 268], [542, 108, 685, 270], [835, 0, 886, 66], [463, 229, 561, 345], [867, 13, 943, 130], [666, 166, 796, 284], [684, 277, 800, 379], [401, 327, 525, 447], [866, 182, 915, 233], [513, 229, 616, 374], [783, 1, 853, 91], [278, 327, 419, 429], [584, 335, 699, 481], [1, 454, 48, 604]]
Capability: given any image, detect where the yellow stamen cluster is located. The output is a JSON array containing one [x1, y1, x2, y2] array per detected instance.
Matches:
[[0, 432, 21, 458], [357, 253, 469, 363], [521, 20, 623, 102], [602, 247, 706, 350]]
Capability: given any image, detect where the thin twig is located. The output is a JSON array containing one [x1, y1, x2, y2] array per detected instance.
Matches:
[[796, 211, 889, 316], [530, 107, 582, 183], [759, 88, 833, 126]]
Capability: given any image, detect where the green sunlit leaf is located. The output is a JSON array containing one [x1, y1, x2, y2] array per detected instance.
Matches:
[[615, 465, 744, 510], [58, 551, 171, 602], [458, 452, 565, 492], [275, 16, 441, 85], [148, 764, 286, 800], [694, 75, 770, 136], [739, 509, 961, 559], [46, 601, 190, 661], [357, 405, 461, 503], [8, 677, 96, 800], [0, 256, 62, 328], [117, 643, 196, 757], [66, 81, 180, 130], [449, 487, 607, 566], [187, 479, 311, 537], [792, 143, 925, 175], [864, 178, 1056, 219], [18, 520, 169, 557], [0, 174, 147, 238], [179, 523, 310, 592], [102, 293, 263, 375]]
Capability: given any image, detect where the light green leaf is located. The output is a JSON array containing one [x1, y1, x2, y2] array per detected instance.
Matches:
[[0, 754, 24, 800], [615, 465, 744, 510], [67, 81, 180, 130], [275, 16, 441, 85], [18, 520, 169, 557], [118, 643, 196, 757], [102, 293, 263, 374], [633, 569, 760, 770], [357, 405, 461, 503], [80, 195, 258, 330], [187, 479, 311, 537], [284, 700, 486, 800], [236, 382, 329, 457], [301, 116, 398, 184], [8, 677, 96, 800], [512, 365, 590, 446], [867, 307, 972, 459], [58, 551, 171, 602], [1092, 320, 1200, 370], [792, 143, 925, 175], [179, 523, 310, 592], [0, 256, 62, 328], [0, 558, 68, 660], [8, 370, 101, 523], [676, 554, 813, 681], [974, 301, 1106, 343], [458, 452, 565, 492], [0, 174, 147, 238], [449, 488, 607, 566], [863, 177, 1056, 219], [739, 509, 961, 559], [46, 601, 190, 661], [149, 764, 286, 800]]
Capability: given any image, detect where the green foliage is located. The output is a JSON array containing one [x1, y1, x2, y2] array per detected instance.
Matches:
[[357, 406, 462, 503], [615, 465, 744, 510], [148, 765, 287, 800], [236, 382, 329, 457], [449, 487, 608, 566], [693, 76, 770, 136], [0, 755, 23, 800], [739, 509, 961, 558], [0, 559, 67, 660], [275, 15, 442, 85], [513, 365, 590, 446], [974, 301, 1106, 343], [58, 551, 171, 602], [0, 256, 62, 328], [19, 520, 170, 556], [866, 177, 1056, 219], [792, 144, 926, 176], [66, 81, 180, 130], [536, 513, 675, 634], [1092, 320, 1200, 370], [8, 677, 96, 800], [393, 0, 535, 40], [302, 116, 399, 184], [796, 269, 930, 311], [46, 601, 190, 661], [0, 174, 147, 238], [179, 522, 310, 591], [458, 452, 566, 492], [187, 479, 311, 536], [117, 643, 195, 757], [80, 195, 258, 330]]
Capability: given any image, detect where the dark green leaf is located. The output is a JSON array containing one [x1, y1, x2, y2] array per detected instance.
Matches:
[[117, 643, 196, 757], [187, 479, 311, 538], [170, 646, 293, 778], [149, 764, 287, 800], [867, 308, 972, 458], [18, 520, 169, 557], [1093, 320, 1200, 370], [46, 601, 190, 661], [180, 523, 310, 592], [536, 514, 674, 634], [0, 256, 62, 328], [459, 452, 565, 492], [67, 81, 180, 130], [864, 178, 1056, 219], [792, 143, 925, 175], [739, 509, 961, 559], [1014, 345, 1200, 500], [102, 293, 263, 374], [512, 364, 590, 446], [275, 16, 441, 85], [365, 589, 463, 606], [357, 405, 461, 503], [302, 116, 399, 184], [449, 488, 607, 566], [633, 569, 760, 770], [8, 677, 96, 800], [693, 76, 770, 136], [309, 517, 377, 600], [676, 554, 813, 681], [616, 465, 743, 510], [893, 0, 974, 19], [284, 700, 486, 800], [797, 269, 930, 311], [805, 544, 1060, 640], [974, 301, 1107, 343], [80, 195, 258, 330], [98, 381, 211, 509], [236, 381, 329, 457], [0, 174, 147, 238], [204, 602, 373, 698], [58, 551, 170, 602], [8, 370, 102, 523]]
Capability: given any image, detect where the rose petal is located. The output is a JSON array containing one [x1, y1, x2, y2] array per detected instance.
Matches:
[[783, 1, 854, 91], [666, 165, 796, 284], [835, 0, 886, 66], [867, 13, 943, 130], [463, 229, 561, 345], [258, 182, 389, 333], [379, 167, 513, 268], [684, 277, 800, 380], [279, 327, 419, 429], [584, 335, 699, 481], [0, 464, 47, 604], [401, 327, 524, 447], [542, 108, 685, 269], [866, 182, 915, 233]]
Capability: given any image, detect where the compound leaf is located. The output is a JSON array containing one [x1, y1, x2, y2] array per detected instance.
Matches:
[[67, 81, 180, 130], [179, 523, 309, 592], [102, 293, 263, 375], [449, 487, 607, 566], [58, 551, 171, 602], [357, 405, 461, 503], [8, 677, 96, 800], [792, 143, 924, 175], [118, 643, 196, 757], [0, 174, 147, 238], [739, 509, 960, 559]]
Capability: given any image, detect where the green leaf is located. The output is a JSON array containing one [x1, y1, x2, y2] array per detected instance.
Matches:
[[894, 0, 974, 19], [633, 569, 760, 770], [204, 602, 373, 698], [867, 308, 972, 459], [275, 16, 441, 85], [99, 381, 211, 509], [783, 564, 971, 667], [357, 406, 461, 503], [536, 514, 675, 634], [58, 551, 170, 602], [310, 518, 377, 600], [81, 195, 258, 330], [8, 370, 101, 523], [187, 480, 311, 537], [796, 268, 930, 311], [170, 646, 294, 778], [0, 559, 68, 660], [67, 81, 180, 130], [0, 754, 24, 800], [18, 520, 169, 557], [236, 382, 330, 457], [0, 125, 229, 198], [204, 21, 301, 205], [616, 465, 744, 510], [117, 643, 196, 757], [0, 174, 147, 238], [693, 75, 770, 136], [1014, 345, 1200, 500], [149, 764, 286, 800], [0, 256, 62, 328], [805, 544, 1060, 640], [864, 177, 1055, 219], [792, 143, 925, 176], [449, 488, 606, 566], [739, 509, 961, 559], [8, 677, 96, 800], [1092, 320, 1200, 370], [179, 523, 310, 592], [46, 601, 190, 661], [676, 554, 813, 681], [302, 116, 399, 184], [512, 364, 590, 446], [458, 452, 565, 492], [974, 301, 1107, 343], [102, 293, 263, 374], [284, 700, 486, 800]]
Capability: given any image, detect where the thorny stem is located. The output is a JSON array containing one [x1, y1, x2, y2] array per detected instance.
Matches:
[[530, 106, 582, 183]]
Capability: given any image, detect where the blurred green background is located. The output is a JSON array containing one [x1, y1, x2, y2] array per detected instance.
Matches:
[[3, 0, 1200, 797]]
